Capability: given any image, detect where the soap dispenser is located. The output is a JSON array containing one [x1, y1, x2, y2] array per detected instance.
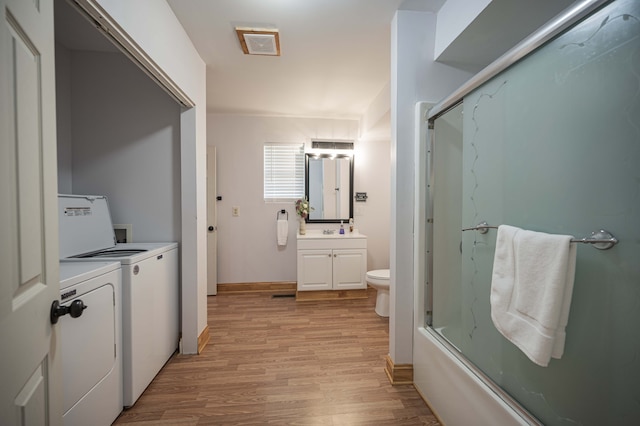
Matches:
[[339, 220, 345, 234]]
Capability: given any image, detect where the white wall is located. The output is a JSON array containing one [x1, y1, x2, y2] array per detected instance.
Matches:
[[63, 50, 181, 243], [354, 132, 391, 271], [390, 10, 473, 365], [96, 0, 208, 354], [356, 82, 392, 270], [208, 114, 391, 283], [360, 82, 390, 140]]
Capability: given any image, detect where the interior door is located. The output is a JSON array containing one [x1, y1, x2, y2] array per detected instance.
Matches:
[[207, 145, 218, 295], [0, 0, 62, 424]]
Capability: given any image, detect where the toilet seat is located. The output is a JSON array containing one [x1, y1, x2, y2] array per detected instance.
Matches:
[[366, 269, 390, 286]]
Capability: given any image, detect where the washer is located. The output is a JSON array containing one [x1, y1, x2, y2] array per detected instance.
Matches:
[[58, 194, 179, 407], [59, 261, 122, 426]]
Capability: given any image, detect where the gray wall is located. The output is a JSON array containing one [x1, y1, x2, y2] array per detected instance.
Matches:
[[56, 42, 73, 194], [55, 47, 181, 243]]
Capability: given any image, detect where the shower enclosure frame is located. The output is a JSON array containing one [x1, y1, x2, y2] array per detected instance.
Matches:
[[414, 0, 616, 424]]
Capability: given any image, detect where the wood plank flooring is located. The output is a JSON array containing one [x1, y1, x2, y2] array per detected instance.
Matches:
[[114, 289, 440, 425]]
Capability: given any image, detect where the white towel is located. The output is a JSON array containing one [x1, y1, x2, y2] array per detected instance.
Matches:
[[490, 225, 577, 367], [277, 219, 288, 246]]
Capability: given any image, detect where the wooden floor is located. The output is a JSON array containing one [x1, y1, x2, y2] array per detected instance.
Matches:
[[114, 289, 440, 425]]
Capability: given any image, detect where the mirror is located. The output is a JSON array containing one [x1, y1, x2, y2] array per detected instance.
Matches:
[[305, 153, 353, 223]]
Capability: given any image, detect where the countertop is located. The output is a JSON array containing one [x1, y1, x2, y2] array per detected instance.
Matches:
[[297, 229, 367, 239]]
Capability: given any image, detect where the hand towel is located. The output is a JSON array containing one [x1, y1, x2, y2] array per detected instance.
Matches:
[[490, 225, 577, 367], [277, 219, 288, 246]]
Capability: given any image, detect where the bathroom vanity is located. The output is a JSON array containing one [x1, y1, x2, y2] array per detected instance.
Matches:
[[296, 230, 367, 299]]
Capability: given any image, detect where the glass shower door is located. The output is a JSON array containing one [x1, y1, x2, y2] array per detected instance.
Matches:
[[427, 0, 640, 423]]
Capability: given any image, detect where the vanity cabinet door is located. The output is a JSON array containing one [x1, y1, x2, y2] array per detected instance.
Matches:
[[297, 249, 333, 291], [332, 249, 367, 290]]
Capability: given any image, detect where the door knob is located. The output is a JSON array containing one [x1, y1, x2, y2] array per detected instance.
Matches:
[[50, 299, 88, 324], [208, 226, 217, 232]]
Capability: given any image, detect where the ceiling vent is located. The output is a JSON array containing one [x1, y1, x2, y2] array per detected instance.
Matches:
[[235, 28, 280, 56]]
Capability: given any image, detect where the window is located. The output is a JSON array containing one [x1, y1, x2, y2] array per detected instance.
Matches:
[[263, 143, 305, 201]]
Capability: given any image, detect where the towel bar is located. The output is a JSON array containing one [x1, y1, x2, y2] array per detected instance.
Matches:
[[461, 221, 618, 250]]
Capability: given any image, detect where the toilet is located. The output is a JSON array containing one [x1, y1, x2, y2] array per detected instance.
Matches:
[[366, 269, 390, 317]]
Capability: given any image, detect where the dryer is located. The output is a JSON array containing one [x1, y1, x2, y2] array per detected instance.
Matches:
[[58, 194, 179, 407], [59, 261, 122, 425]]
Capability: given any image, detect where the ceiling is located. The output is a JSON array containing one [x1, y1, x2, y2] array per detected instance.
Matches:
[[56, 0, 576, 121], [165, 0, 446, 119]]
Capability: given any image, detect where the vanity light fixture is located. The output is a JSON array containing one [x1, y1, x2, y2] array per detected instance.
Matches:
[[308, 140, 354, 158], [308, 152, 353, 159], [312, 140, 354, 150], [235, 27, 280, 56]]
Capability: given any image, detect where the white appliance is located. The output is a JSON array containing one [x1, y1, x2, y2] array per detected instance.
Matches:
[[58, 194, 179, 407], [58, 261, 122, 425]]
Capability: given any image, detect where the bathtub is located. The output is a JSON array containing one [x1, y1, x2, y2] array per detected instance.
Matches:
[[413, 327, 540, 426]]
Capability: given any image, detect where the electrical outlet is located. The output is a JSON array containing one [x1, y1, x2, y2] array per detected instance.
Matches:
[[232, 206, 239, 217]]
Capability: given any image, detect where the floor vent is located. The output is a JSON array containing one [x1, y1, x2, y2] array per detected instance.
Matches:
[[272, 293, 296, 298]]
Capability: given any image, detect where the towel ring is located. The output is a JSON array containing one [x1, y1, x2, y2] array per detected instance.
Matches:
[[277, 209, 288, 220], [461, 221, 619, 250]]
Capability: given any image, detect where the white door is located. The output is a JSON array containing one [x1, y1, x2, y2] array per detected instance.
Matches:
[[207, 146, 218, 295], [0, 0, 61, 424]]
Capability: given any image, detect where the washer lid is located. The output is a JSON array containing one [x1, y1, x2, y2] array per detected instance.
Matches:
[[58, 195, 116, 258]]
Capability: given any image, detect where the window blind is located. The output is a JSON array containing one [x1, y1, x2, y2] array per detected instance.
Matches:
[[263, 143, 305, 201]]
